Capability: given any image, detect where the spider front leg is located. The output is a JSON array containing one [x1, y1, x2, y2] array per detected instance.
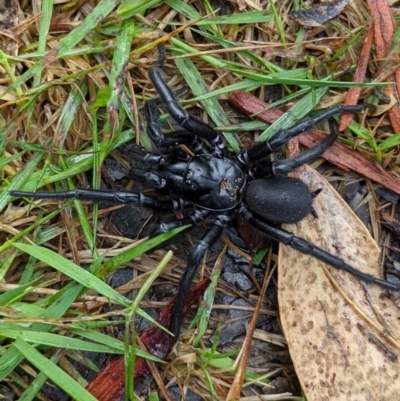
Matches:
[[145, 100, 197, 149], [243, 208, 400, 292], [170, 213, 231, 337], [148, 69, 226, 157], [251, 120, 338, 177], [9, 187, 190, 211], [237, 105, 363, 166], [152, 209, 211, 236]]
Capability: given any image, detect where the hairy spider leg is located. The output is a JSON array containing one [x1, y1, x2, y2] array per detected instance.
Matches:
[[251, 120, 339, 177], [244, 209, 400, 292], [237, 104, 363, 166], [170, 213, 231, 337], [148, 69, 227, 157]]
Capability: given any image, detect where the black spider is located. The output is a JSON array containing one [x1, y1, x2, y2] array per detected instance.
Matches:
[[10, 69, 400, 337]]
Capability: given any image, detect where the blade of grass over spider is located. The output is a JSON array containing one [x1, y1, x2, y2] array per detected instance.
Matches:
[[85, 280, 211, 401], [257, 85, 328, 142], [14, 338, 98, 401], [171, 47, 241, 152]]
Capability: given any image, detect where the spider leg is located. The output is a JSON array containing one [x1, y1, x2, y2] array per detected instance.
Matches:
[[152, 209, 211, 236], [129, 147, 192, 189], [130, 145, 174, 166], [145, 100, 196, 148], [171, 213, 231, 337], [148, 69, 226, 157], [244, 209, 400, 292], [9, 188, 191, 211], [251, 122, 338, 177], [237, 105, 363, 166]]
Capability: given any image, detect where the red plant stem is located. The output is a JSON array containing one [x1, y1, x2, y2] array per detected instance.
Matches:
[[86, 278, 210, 401]]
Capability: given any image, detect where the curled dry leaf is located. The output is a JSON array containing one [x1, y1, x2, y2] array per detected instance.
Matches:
[[278, 165, 400, 401]]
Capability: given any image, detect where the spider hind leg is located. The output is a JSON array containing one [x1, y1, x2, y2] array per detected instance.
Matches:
[[245, 209, 400, 292]]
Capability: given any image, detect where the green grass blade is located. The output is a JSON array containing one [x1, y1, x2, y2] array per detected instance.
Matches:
[[11, 243, 131, 307], [0, 329, 121, 353], [257, 85, 328, 142], [97, 225, 190, 275], [172, 48, 241, 152], [1, 151, 45, 212], [13, 338, 98, 401]]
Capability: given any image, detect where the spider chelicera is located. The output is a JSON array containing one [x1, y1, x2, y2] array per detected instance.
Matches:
[[10, 69, 400, 337]]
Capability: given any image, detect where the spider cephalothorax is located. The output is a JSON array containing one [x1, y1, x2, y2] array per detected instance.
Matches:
[[10, 68, 400, 337]]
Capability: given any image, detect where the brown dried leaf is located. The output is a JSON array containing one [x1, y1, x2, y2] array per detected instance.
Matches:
[[278, 165, 400, 401]]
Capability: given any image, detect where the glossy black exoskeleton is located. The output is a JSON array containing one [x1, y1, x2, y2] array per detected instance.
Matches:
[[154, 154, 246, 211], [10, 68, 400, 339]]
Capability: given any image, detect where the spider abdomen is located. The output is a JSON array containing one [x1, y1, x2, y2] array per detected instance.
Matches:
[[246, 176, 313, 224]]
